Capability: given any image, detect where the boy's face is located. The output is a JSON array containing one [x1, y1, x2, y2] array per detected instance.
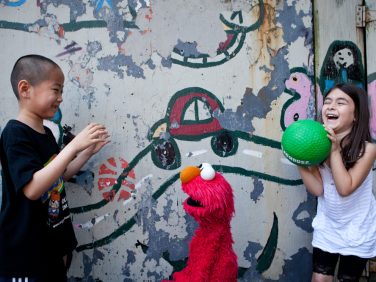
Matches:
[[28, 67, 65, 120]]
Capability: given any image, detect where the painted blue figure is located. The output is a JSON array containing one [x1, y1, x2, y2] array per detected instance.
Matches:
[[319, 41, 364, 96]]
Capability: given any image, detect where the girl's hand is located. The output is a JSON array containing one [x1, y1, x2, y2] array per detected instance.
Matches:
[[323, 124, 340, 153]]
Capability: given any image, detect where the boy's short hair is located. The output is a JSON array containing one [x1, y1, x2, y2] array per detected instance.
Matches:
[[10, 54, 61, 99]]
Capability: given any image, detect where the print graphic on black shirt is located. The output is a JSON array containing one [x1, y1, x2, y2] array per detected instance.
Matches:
[[43, 154, 71, 227]]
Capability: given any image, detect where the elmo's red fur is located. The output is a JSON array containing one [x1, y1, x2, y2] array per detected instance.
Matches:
[[165, 165, 238, 282]]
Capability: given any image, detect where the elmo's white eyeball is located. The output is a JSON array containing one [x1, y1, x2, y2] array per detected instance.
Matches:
[[199, 163, 215, 181]]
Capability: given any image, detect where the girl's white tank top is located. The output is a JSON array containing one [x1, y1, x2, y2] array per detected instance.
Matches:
[[312, 164, 376, 258]]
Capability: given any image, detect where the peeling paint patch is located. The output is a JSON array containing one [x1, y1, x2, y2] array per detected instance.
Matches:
[[243, 149, 263, 158], [185, 149, 207, 157], [97, 54, 145, 79], [75, 212, 110, 229], [292, 194, 315, 233], [28, 14, 64, 42], [278, 248, 312, 282], [239, 241, 265, 281], [215, 48, 290, 132], [174, 40, 202, 58], [278, 1, 312, 48], [74, 169, 95, 195], [250, 177, 264, 203], [40, 0, 86, 22], [122, 249, 137, 280]]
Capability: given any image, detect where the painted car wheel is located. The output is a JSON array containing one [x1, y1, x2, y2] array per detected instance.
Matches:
[[211, 131, 238, 157], [151, 138, 181, 170]]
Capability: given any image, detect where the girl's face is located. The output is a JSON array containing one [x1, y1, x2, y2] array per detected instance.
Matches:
[[322, 88, 355, 135]]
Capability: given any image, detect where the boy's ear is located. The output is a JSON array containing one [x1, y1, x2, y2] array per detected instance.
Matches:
[[18, 80, 31, 98]]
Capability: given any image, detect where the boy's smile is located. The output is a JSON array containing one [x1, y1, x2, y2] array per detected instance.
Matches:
[[29, 67, 65, 120]]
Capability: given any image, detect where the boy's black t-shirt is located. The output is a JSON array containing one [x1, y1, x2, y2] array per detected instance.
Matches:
[[0, 119, 77, 278]]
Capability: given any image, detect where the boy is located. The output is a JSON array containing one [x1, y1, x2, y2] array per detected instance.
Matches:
[[0, 55, 110, 281]]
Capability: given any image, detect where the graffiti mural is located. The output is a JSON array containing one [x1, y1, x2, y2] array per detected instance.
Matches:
[[281, 68, 314, 130], [319, 40, 375, 141], [0, 0, 317, 281], [319, 40, 365, 96]]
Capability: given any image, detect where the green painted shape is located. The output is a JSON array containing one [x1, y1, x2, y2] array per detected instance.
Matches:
[[0, 20, 138, 33], [0, 21, 28, 31], [171, 32, 246, 68], [219, 0, 264, 33], [256, 212, 278, 273]]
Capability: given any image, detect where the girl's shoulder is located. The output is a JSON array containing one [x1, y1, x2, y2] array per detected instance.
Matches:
[[365, 142, 376, 159]]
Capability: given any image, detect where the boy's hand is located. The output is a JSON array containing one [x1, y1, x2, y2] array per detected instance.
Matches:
[[83, 137, 110, 155], [68, 123, 110, 154]]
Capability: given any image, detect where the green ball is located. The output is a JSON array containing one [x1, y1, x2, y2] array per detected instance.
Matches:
[[281, 120, 331, 166]]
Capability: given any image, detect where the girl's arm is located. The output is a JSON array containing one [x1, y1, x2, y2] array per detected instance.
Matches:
[[330, 142, 376, 196], [297, 165, 323, 196]]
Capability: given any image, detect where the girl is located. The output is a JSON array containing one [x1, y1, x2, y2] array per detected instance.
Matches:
[[298, 83, 376, 282]]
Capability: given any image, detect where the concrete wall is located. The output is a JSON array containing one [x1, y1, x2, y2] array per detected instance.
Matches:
[[0, 0, 316, 281]]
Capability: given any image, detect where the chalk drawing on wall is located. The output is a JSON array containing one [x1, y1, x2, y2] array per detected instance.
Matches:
[[70, 86, 303, 254], [280, 68, 314, 130], [56, 41, 82, 57], [148, 87, 236, 170], [98, 157, 136, 202], [95, 0, 113, 12], [319, 40, 365, 96], [318, 40, 374, 140], [171, 0, 265, 68], [0, 1, 316, 279], [148, 87, 295, 171]]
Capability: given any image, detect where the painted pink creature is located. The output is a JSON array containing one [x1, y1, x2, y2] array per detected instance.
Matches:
[[164, 163, 238, 282], [368, 79, 376, 140], [283, 70, 314, 129]]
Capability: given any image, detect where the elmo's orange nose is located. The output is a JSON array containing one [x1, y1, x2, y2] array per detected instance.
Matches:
[[180, 166, 201, 184]]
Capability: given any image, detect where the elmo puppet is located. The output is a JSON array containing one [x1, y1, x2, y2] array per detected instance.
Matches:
[[165, 163, 238, 282]]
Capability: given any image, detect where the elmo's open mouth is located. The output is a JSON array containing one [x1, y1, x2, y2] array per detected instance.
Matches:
[[187, 197, 203, 207]]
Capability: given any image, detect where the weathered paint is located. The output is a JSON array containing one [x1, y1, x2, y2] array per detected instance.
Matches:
[[2, 0, 372, 281]]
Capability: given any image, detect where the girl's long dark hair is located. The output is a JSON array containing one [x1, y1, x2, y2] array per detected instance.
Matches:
[[326, 83, 371, 169]]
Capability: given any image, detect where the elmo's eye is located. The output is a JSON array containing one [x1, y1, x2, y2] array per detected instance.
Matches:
[[199, 163, 215, 181]]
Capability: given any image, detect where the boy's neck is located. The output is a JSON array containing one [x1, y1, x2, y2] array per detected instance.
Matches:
[[17, 111, 45, 134]]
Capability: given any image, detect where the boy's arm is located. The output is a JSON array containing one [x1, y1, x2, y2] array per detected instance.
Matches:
[[23, 123, 108, 200], [297, 166, 323, 196], [23, 144, 78, 200], [63, 139, 109, 181]]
